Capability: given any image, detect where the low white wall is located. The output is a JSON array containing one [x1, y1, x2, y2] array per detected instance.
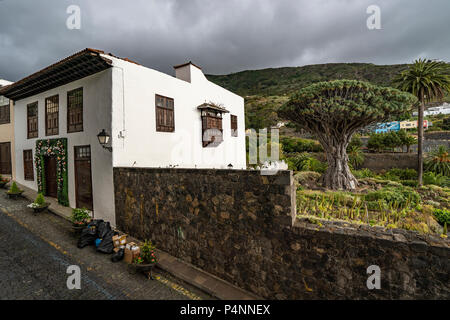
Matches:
[[13, 70, 116, 225]]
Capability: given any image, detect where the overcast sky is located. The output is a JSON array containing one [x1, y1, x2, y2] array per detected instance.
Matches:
[[0, 0, 449, 81]]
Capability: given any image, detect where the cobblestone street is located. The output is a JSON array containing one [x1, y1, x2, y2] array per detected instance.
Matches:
[[0, 194, 210, 300]]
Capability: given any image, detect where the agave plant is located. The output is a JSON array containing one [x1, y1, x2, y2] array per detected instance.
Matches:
[[425, 146, 450, 176]]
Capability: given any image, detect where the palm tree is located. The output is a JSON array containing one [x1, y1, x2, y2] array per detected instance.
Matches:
[[394, 59, 450, 185]]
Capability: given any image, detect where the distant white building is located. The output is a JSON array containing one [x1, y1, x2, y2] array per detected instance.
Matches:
[[0, 49, 246, 225], [413, 103, 450, 116]]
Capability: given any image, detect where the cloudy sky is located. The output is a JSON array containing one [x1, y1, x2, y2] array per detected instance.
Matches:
[[0, 0, 449, 81]]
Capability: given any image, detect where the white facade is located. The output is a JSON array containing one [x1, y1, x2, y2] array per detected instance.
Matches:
[[14, 70, 115, 223], [12, 52, 246, 226], [109, 57, 246, 169]]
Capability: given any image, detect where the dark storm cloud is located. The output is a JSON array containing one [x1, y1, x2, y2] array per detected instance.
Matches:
[[0, 0, 449, 81]]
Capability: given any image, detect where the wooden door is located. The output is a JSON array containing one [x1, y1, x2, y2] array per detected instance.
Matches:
[[0, 142, 11, 175], [74, 146, 93, 210], [44, 156, 57, 198]]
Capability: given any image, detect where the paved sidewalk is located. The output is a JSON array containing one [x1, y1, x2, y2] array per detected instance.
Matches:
[[15, 182, 260, 300], [0, 190, 210, 300]]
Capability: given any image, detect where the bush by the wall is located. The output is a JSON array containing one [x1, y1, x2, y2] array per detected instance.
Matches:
[[433, 208, 450, 226], [280, 136, 323, 153], [287, 153, 327, 173], [365, 186, 421, 208], [382, 168, 418, 181]]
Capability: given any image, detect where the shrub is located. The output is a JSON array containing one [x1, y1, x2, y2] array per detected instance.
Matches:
[[288, 153, 327, 173], [140, 240, 157, 264], [71, 208, 91, 225], [294, 171, 321, 185], [34, 193, 46, 206], [365, 186, 421, 208], [280, 136, 323, 153], [423, 172, 450, 187], [382, 168, 418, 181], [433, 208, 450, 226], [367, 131, 416, 153], [352, 168, 377, 179], [367, 133, 385, 152], [401, 180, 419, 187], [8, 182, 22, 194]]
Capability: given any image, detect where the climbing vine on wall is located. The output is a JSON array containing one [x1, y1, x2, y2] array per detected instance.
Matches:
[[35, 138, 69, 206]]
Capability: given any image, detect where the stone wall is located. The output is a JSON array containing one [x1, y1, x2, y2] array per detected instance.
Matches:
[[114, 167, 450, 299], [361, 153, 418, 172], [425, 131, 450, 140]]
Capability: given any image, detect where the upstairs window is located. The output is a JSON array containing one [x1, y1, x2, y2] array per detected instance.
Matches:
[[27, 102, 38, 139], [231, 115, 238, 137], [0, 103, 10, 125], [155, 94, 175, 132], [67, 88, 83, 133], [23, 149, 34, 181], [45, 95, 59, 136]]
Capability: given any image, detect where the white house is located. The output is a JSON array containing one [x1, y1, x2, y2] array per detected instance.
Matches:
[[0, 49, 246, 225], [412, 103, 450, 116]]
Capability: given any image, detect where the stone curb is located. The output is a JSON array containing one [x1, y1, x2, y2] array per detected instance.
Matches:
[[16, 181, 261, 300]]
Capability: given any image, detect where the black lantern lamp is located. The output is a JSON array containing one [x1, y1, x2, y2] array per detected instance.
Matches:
[[97, 129, 112, 152]]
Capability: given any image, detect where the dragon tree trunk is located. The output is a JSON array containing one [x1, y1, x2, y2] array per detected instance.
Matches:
[[320, 137, 358, 191]]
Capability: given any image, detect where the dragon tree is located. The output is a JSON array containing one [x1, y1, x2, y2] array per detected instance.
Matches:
[[278, 80, 416, 190]]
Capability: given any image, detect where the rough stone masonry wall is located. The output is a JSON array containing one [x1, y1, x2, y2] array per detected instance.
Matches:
[[114, 167, 450, 299], [425, 131, 450, 140]]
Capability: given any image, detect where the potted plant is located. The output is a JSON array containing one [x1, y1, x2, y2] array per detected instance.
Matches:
[[0, 174, 9, 189], [27, 193, 50, 213], [6, 181, 24, 199], [70, 208, 92, 232], [132, 240, 158, 279]]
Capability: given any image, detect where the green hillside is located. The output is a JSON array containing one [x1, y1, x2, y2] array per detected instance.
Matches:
[[207, 63, 412, 129], [207, 63, 409, 97]]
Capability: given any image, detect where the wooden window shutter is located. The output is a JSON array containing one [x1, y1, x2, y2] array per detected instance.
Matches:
[[45, 95, 59, 136], [231, 115, 238, 137], [23, 150, 34, 181], [27, 102, 38, 139], [155, 94, 175, 132], [0, 104, 10, 124], [67, 87, 83, 133]]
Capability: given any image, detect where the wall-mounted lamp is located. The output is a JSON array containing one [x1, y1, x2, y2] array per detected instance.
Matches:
[[97, 129, 112, 152]]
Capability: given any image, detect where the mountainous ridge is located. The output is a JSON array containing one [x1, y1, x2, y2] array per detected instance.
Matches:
[[206, 62, 450, 130]]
